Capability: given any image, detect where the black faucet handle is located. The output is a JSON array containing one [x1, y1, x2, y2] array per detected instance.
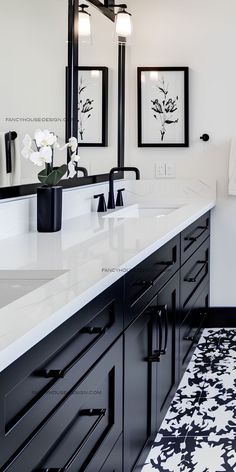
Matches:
[[94, 193, 107, 213], [116, 188, 125, 207]]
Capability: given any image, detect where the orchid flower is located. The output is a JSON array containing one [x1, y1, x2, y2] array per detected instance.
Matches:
[[21, 134, 33, 159], [68, 137, 78, 153], [60, 137, 78, 153], [68, 160, 77, 178], [30, 146, 52, 167], [34, 129, 58, 148], [21, 130, 81, 186]]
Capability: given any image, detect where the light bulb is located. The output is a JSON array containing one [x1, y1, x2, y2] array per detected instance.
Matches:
[[78, 5, 92, 44], [115, 9, 133, 38]]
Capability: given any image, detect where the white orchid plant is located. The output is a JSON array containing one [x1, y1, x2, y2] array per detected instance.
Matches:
[[21, 130, 81, 186]]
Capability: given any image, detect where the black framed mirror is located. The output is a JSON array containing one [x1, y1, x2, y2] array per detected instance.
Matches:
[[70, 0, 125, 183], [0, 0, 125, 199]]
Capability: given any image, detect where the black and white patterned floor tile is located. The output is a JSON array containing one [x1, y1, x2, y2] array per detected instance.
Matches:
[[141, 328, 236, 471]]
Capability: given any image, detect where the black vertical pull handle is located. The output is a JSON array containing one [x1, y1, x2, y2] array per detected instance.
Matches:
[[147, 308, 162, 362], [159, 304, 168, 355], [156, 309, 163, 357], [5, 132, 12, 174], [5, 131, 17, 174]]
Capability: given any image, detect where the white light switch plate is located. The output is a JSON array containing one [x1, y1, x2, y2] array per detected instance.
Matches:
[[165, 163, 176, 178], [155, 163, 166, 178]]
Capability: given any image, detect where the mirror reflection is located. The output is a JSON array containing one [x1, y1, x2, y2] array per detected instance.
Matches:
[[0, 0, 120, 192], [0, 0, 69, 188], [78, 1, 118, 175]]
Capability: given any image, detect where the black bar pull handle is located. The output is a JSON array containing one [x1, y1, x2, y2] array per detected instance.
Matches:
[[37, 369, 65, 379], [37, 409, 106, 471], [81, 327, 108, 335], [62, 409, 106, 470], [157, 261, 175, 268], [184, 224, 208, 242], [150, 262, 175, 288], [80, 408, 106, 417], [36, 469, 65, 471], [184, 260, 208, 283], [184, 325, 203, 344], [183, 311, 206, 343]]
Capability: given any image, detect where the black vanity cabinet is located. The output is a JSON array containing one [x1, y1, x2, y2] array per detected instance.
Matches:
[[123, 272, 180, 472], [0, 281, 124, 472], [0, 211, 211, 472]]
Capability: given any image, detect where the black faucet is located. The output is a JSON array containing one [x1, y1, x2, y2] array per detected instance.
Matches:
[[75, 166, 88, 177], [108, 167, 141, 209]]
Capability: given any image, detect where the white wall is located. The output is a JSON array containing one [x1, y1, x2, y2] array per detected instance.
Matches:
[[125, 0, 236, 306]]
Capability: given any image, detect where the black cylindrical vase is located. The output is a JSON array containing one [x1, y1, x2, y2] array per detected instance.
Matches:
[[37, 186, 62, 233]]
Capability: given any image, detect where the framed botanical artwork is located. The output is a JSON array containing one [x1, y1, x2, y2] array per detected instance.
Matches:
[[77, 66, 108, 147], [137, 67, 189, 147]]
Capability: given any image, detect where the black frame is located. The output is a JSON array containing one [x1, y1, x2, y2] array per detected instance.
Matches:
[[76, 66, 108, 147], [137, 67, 189, 148], [0, 0, 125, 199]]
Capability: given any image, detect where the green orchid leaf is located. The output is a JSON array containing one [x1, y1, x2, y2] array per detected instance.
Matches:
[[38, 168, 49, 185], [38, 164, 68, 187]]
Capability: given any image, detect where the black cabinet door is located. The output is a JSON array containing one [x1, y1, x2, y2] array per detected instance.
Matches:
[[99, 435, 122, 472], [123, 296, 158, 472], [156, 272, 180, 428], [179, 282, 209, 376]]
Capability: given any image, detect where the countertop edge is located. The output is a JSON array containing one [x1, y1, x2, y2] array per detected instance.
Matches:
[[0, 201, 215, 373]]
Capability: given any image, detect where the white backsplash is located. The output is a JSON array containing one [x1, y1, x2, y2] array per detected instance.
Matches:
[[0, 180, 125, 240], [0, 178, 216, 241]]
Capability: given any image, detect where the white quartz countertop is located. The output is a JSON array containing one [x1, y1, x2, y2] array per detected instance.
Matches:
[[0, 180, 216, 372]]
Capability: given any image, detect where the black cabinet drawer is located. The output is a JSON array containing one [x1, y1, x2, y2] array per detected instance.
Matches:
[[0, 281, 123, 469], [124, 235, 180, 326], [181, 212, 210, 264], [2, 338, 123, 472], [179, 283, 209, 374], [180, 237, 209, 314]]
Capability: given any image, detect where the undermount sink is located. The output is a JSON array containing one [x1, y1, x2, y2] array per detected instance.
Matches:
[[0, 270, 66, 309], [103, 204, 181, 219]]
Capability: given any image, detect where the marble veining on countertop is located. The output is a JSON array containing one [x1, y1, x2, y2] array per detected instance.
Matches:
[[0, 179, 216, 372]]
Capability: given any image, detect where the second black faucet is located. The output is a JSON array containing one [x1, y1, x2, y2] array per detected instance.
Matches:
[[108, 167, 140, 209]]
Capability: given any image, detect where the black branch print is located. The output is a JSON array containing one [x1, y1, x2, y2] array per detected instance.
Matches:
[[151, 76, 179, 142], [78, 76, 94, 141]]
